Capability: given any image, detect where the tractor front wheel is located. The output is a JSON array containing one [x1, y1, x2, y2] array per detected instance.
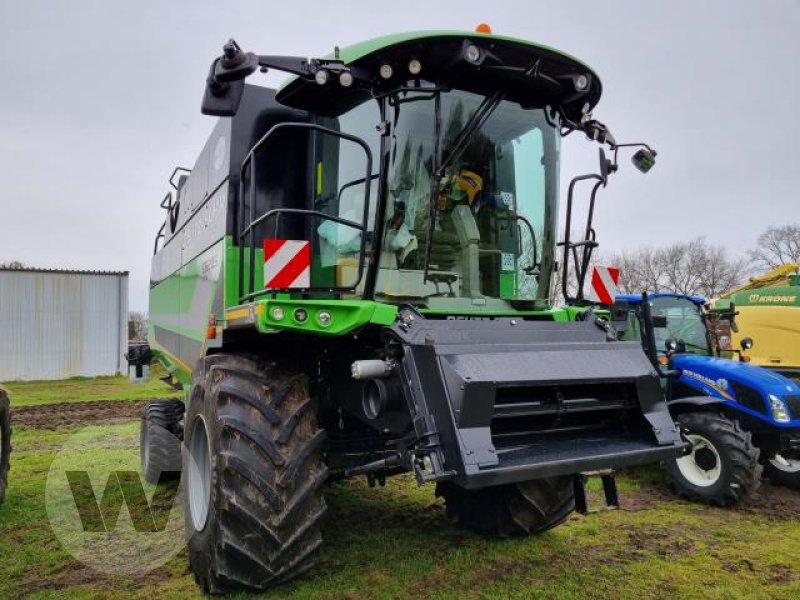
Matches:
[[0, 389, 10, 505], [764, 454, 800, 489], [184, 354, 327, 594], [436, 476, 575, 537], [664, 412, 761, 506]]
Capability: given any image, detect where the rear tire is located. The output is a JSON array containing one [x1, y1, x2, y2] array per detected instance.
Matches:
[[140, 399, 185, 485], [0, 389, 11, 505], [184, 354, 327, 594], [763, 454, 800, 489], [664, 412, 761, 506], [436, 477, 575, 537]]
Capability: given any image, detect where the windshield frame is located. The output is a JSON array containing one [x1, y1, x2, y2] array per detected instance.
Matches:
[[363, 87, 560, 310], [650, 296, 712, 356]]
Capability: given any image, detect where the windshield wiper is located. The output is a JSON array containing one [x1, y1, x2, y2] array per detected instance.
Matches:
[[421, 90, 507, 284], [441, 90, 506, 174]]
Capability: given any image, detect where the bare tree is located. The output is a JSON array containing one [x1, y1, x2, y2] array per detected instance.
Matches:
[[608, 237, 748, 299], [609, 247, 670, 295], [0, 261, 26, 269], [749, 224, 800, 269]]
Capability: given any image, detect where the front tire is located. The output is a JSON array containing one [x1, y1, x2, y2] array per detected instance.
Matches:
[[0, 389, 11, 505], [764, 454, 800, 489], [436, 477, 575, 537], [184, 354, 327, 594], [664, 412, 761, 506]]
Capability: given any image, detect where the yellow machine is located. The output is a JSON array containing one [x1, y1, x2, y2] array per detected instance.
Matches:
[[714, 263, 800, 382]]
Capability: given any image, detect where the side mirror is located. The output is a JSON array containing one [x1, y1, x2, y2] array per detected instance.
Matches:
[[740, 337, 754, 351], [651, 316, 668, 328], [201, 77, 245, 116], [665, 338, 679, 352], [598, 148, 617, 185], [631, 148, 656, 173], [201, 40, 259, 117]]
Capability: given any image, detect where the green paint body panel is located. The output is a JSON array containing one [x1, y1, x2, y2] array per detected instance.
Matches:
[[729, 285, 800, 308], [252, 299, 397, 336], [149, 239, 227, 386], [278, 29, 596, 93]]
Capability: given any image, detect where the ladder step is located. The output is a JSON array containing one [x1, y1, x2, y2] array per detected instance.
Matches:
[[573, 469, 619, 515]]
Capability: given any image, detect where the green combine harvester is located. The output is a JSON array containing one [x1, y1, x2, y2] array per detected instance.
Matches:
[[142, 29, 685, 593]]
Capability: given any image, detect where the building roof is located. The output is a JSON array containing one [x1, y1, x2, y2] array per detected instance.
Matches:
[[0, 267, 128, 276]]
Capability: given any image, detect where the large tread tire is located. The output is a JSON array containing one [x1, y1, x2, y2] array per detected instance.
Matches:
[[664, 412, 761, 506], [184, 354, 327, 594], [763, 457, 800, 490], [0, 389, 10, 505], [436, 476, 575, 537], [140, 398, 185, 485]]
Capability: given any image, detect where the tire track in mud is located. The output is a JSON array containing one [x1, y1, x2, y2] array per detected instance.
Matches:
[[623, 479, 800, 520], [12, 399, 178, 429]]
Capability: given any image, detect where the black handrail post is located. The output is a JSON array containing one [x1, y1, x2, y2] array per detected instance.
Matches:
[[235, 122, 375, 305]]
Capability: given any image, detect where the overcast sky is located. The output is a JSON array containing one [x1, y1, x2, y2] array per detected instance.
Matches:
[[1, 1, 798, 311]]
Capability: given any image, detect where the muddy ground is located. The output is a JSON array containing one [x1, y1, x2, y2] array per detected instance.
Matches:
[[13, 398, 800, 522], [11, 399, 163, 429]]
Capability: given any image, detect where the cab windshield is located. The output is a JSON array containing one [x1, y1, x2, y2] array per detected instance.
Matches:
[[374, 89, 559, 310], [651, 296, 711, 355]]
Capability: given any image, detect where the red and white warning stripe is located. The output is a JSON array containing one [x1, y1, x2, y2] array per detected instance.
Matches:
[[263, 240, 311, 289], [586, 265, 620, 305]]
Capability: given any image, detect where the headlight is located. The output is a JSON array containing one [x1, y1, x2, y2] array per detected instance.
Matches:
[[379, 64, 393, 79], [338, 71, 354, 87], [769, 394, 790, 423], [465, 44, 482, 64], [317, 310, 332, 327]]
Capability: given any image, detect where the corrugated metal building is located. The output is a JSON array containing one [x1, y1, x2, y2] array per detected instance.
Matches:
[[0, 268, 129, 381]]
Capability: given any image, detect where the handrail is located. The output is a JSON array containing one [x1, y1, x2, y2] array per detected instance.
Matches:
[[168, 167, 192, 191], [153, 222, 166, 255], [237, 121, 374, 303], [335, 173, 379, 208]]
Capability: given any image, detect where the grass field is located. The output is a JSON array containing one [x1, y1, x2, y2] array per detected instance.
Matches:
[[2, 365, 180, 407], [2, 375, 800, 599]]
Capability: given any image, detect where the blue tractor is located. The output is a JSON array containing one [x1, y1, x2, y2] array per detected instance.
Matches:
[[616, 292, 800, 505]]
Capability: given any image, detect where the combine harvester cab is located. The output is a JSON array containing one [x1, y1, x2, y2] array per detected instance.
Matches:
[[143, 30, 685, 593], [618, 292, 800, 505]]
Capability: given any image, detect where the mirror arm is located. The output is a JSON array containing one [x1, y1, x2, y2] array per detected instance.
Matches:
[[254, 55, 351, 79], [611, 140, 656, 156]]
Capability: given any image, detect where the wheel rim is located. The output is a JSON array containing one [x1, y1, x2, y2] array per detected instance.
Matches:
[[675, 433, 722, 487], [769, 454, 800, 473], [187, 417, 211, 531]]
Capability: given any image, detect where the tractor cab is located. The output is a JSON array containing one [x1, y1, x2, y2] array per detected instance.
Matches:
[[618, 293, 713, 357], [201, 32, 632, 315]]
